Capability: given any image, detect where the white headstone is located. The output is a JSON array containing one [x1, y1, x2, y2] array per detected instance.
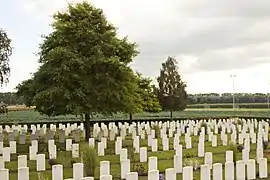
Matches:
[[246, 159, 256, 179], [259, 158, 267, 178], [3, 147, 10, 162], [225, 162, 234, 180], [0, 169, 9, 180], [52, 165, 63, 180], [73, 163, 84, 180], [225, 151, 233, 162], [126, 172, 138, 180], [72, 144, 80, 158], [174, 155, 182, 173], [0, 157, 4, 169], [100, 161, 110, 176], [120, 159, 130, 179], [204, 152, 212, 169], [183, 166, 193, 180], [9, 141, 16, 154], [165, 168, 176, 180], [66, 139, 73, 151], [37, 154, 46, 171], [18, 155, 27, 168], [148, 170, 159, 180], [236, 160, 245, 180], [18, 167, 29, 180], [139, 147, 147, 162], [200, 164, 210, 180], [213, 163, 222, 180]]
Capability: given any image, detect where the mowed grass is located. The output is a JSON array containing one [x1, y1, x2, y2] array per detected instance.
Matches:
[[1, 108, 270, 123], [4, 134, 270, 180]]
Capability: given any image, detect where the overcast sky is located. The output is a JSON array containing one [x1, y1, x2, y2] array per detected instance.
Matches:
[[1, 0, 270, 94]]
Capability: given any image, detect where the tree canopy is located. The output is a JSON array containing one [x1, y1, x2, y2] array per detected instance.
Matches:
[[128, 73, 161, 119], [0, 29, 12, 86], [136, 73, 161, 113], [156, 56, 187, 119], [16, 2, 141, 140]]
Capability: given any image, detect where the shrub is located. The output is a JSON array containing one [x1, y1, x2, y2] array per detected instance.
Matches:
[[183, 158, 203, 170], [201, 122, 207, 129], [56, 152, 75, 168], [228, 142, 237, 151], [237, 145, 244, 152], [236, 119, 243, 126], [152, 125, 160, 138], [48, 159, 57, 167], [183, 153, 194, 158], [80, 143, 98, 177], [38, 172, 49, 180], [133, 164, 147, 176], [127, 147, 135, 164], [218, 127, 222, 133], [159, 173, 165, 180], [263, 141, 269, 150]]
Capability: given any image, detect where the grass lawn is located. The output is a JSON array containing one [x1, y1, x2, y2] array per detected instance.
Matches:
[[4, 133, 270, 180], [0, 109, 270, 123]]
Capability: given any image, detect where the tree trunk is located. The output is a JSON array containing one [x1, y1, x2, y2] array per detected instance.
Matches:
[[170, 110, 173, 120], [129, 113, 133, 121], [84, 113, 91, 141]]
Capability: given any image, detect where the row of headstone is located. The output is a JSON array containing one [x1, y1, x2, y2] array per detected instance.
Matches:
[[0, 156, 267, 180]]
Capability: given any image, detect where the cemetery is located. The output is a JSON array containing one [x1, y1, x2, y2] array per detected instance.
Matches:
[[0, 117, 269, 179], [1, 1, 270, 180]]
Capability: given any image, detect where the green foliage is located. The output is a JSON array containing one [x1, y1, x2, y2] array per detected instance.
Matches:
[[183, 157, 203, 170], [156, 56, 188, 113], [200, 122, 207, 129], [55, 152, 80, 168], [0, 29, 12, 86], [263, 140, 269, 150], [133, 73, 161, 114], [0, 102, 8, 115], [228, 142, 238, 162], [16, 79, 35, 107], [6, 89, 270, 107], [37, 172, 48, 180], [152, 124, 160, 138], [187, 103, 270, 109], [228, 141, 237, 151], [133, 164, 147, 176], [80, 144, 98, 177], [16, 1, 140, 119], [188, 93, 270, 104]]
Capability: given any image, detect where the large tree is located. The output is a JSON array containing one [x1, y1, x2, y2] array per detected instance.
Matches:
[[129, 73, 161, 120], [16, 2, 140, 141], [0, 29, 12, 86], [156, 56, 187, 119]]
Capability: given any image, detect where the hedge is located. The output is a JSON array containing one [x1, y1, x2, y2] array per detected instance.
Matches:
[[187, 103, 270, 109]]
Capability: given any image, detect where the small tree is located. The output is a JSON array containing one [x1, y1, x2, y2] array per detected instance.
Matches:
[[0, 29, 12, 86], [0, 102, 8, 116], [129, 73, 161, 120], [156, 56, 187, 119]]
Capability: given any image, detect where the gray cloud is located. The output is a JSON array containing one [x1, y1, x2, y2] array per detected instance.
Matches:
[[128, 0, 270, 77], [175, 0, 270, 18], [22, 0, 270, 77]]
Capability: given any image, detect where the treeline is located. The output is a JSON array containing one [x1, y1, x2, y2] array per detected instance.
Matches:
[[187, 93, 269, 104], [0, 92, 24, 105], [1, 92, 269, 106]]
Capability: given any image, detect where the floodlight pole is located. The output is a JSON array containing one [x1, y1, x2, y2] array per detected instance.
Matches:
[[267, 82, 270, 109], [230, 74, 236, 109], [267, 93, 269, 109]]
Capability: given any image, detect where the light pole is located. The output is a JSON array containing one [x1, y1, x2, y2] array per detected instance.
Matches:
[[267, 82, 270, 108], [267, 93, 269, 109], [230, 74, 236, 109]]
